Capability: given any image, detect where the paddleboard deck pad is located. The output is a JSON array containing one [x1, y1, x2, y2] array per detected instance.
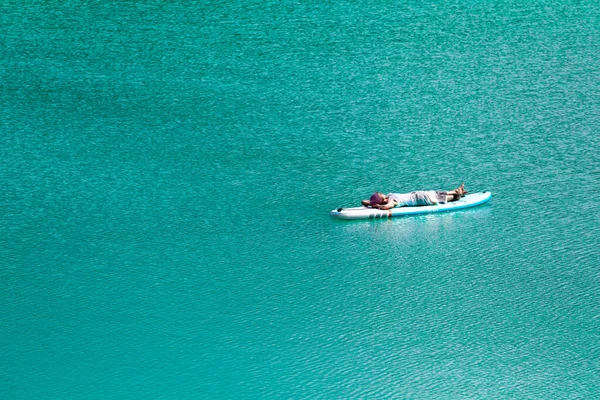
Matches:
[[330, 191, 492, 220]]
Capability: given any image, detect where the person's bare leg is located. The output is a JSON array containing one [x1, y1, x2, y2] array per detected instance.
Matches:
[[445, 183, 467, 202], [450, 183, 466, 194]]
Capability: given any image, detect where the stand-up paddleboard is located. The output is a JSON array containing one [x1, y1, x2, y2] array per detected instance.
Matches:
[[330, 191, 492, 220]]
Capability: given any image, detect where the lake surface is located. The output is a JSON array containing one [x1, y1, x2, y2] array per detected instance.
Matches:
[[2, 1, 599, 398]]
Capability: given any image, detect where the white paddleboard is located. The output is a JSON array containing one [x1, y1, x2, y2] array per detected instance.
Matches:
[[330, 191, 492, 220]]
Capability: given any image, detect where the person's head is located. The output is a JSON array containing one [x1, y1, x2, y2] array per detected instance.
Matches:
[[369, 192, 386, 206]]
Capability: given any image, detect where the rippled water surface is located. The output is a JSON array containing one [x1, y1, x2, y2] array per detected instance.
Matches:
[[2, 1, 600, 398]]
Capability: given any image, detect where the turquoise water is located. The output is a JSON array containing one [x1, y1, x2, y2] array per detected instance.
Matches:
[[2, 1, 600, 398]]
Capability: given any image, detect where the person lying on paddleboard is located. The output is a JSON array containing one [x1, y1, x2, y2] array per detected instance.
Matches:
[[361, 183, 468, 210]]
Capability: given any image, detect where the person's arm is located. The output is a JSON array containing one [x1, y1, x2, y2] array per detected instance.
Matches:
[[361, 200, 371, 207], [377, 198, 397, 210]]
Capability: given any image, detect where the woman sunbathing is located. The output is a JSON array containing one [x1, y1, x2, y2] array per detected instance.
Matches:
[[361, 183, 468, 210]]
